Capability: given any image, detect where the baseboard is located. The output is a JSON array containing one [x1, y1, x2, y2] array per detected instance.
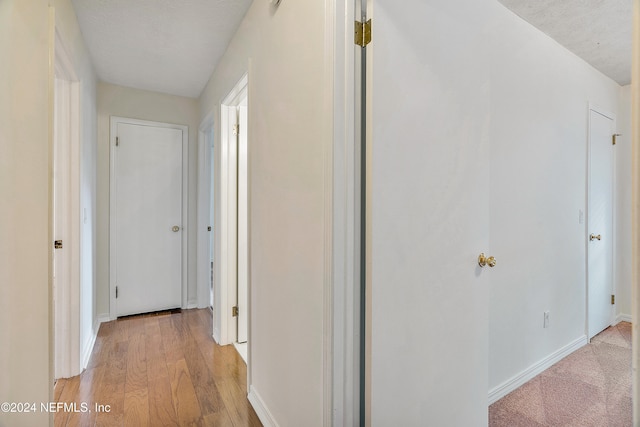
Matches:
[[81, 314, 109, 369], [615, 313, 632, 324], [213, 327, 221, 344], [488, 335, 588, 404], [248, 386, 279, 427], [186, 300, 198, 309]]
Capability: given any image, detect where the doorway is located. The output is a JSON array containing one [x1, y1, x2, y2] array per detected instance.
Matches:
[[109, 117, 189, 318], [587, 106, 616, 339], [214, 75, 249, 362]]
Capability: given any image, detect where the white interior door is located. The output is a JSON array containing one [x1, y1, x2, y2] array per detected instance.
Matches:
[[112, 120, 184, 317], [368, 0, 492, 425], [237, 102, 249, 344], [587, 108, 614, 339]]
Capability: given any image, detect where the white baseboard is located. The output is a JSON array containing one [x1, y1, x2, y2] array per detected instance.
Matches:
[[81, 314, 109, 369], [213, 327, 221, 344], [488, 335, 588, 404], [615, 313, 633, 324], [248, 386, 279, 427], [186, 300, 198, 309]]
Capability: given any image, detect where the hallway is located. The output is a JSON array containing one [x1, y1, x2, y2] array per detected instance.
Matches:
[[54, 309, 261, 426]]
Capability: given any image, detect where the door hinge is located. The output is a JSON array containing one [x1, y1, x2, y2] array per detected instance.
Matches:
[[232, 124, 239, 136], [612, 133, 621, 145], [116, 136, 119, 147], [116, 286, 118, 299], [355, 19, 372, 48], [54, 240, 63, 249], [232, 306, 239, 317], [611, 294, 615, 305]]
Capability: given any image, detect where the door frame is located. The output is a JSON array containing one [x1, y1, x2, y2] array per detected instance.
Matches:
[[197, 113, 215, 310], [330, 0, 361, 425], [215, 74, 248, 346], [109, 116, 189, 320], [53, 28, 82, 379], [586, 104, 616, 339]]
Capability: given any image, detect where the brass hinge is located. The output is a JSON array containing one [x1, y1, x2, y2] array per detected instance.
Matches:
[[232, 306, 239, 317], [612, 134, 621, 145], [116, 286, 119, 299], [116, 136, 119, 147], [54, 240, 63, 249], [611, 294, 615, 305], [355, 19, 372, 48]]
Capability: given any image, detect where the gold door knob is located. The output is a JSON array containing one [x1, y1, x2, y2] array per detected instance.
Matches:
[[589, 234, 601, 241], [172, 226, 180, 232], [478, 253, 497, 268]]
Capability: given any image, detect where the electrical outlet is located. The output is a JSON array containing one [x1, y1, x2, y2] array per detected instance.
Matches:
[[543, 311, 550, 328]]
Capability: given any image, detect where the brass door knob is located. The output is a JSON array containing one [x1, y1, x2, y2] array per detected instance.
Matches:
[[172, 226, 180, 232], [478, 253, 497, 268], [589, 234, 601, 241]]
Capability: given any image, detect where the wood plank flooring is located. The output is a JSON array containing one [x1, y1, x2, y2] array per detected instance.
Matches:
[[54, 309, 262, 427]]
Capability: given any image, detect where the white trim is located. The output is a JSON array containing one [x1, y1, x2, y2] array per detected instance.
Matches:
[[488, 335, 588, 404], [248, 386, 280, 427], [615, 313, 633, 324], [80, 315, 108, 369], [109, 116, 189, 320], [218, 75, 248, 346], [53, 28, 82, 379], [330, 0, 360, 426]]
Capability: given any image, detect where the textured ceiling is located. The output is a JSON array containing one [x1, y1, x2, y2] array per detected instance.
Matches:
[[498, 0, 632, 85], [71, 0, 253, 98]]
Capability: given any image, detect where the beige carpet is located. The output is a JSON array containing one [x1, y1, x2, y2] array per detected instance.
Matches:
[[489, 322, 632, 426]]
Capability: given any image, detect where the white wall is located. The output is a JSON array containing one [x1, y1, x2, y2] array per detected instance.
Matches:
[[0, 2, 51, 425], [0, 0, 97, 425], [488, 1, 621, 392], [616, 85, 632, 320], [96, 82, 199, 318], [199, 0, 332, 425], [53, 0, 98, 373]]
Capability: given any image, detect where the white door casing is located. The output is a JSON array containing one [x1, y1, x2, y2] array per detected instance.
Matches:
[[587, 106, 615, 339], [109, 117, 188, 318], [216, 74, 248, 346], [53, 28, 82, 379], [368, 0, 492, 424], [53, 76, 81, 379], [237, 102, 249, 344]]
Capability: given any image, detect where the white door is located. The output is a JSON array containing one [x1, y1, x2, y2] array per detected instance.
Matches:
[[112, 120, 184, 317], [368, 0, 492, 425], [587, 108, 614, 339], [237, 103, 249, 343]]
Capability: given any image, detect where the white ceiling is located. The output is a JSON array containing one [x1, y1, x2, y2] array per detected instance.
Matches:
[[72, 0, 632, 99], [71, 0, 253, 98], [498, 0, 632, 86]]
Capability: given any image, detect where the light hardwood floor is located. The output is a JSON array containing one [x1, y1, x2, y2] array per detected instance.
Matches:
[[54, 309, 262, 427]]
